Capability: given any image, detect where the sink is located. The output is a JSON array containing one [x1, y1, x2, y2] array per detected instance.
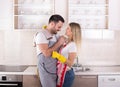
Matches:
[[72, 63, 91, 72], [73, 67, 91, 72]]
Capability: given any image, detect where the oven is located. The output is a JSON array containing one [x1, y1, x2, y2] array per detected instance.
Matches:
[[0, 75, 22, 87], [0, 82, 22, 87], [0, 65, 28, 87]]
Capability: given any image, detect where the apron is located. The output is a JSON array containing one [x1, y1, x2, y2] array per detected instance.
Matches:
[[37, 34, 58, 87]]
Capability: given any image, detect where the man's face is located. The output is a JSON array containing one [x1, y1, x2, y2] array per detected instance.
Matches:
[[51, 21, 64, 34]]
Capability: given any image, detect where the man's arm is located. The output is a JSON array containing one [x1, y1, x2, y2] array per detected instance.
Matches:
[[37, 36, 65, 57]]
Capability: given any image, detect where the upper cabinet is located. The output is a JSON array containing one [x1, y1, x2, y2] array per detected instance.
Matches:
[[109, 0, 120, 30], [0, 0, 13, 30], [68, 0, 109, 29], [14, 0, 54, 29]]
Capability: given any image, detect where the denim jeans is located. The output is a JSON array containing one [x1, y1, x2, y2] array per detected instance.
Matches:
[[63, 69, 75, 87]]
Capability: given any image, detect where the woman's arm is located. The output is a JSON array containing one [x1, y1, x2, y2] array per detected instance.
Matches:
[[52, 51, 76, 67], [65, 52, 76, 67]]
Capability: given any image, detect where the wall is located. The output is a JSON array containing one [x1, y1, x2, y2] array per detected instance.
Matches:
[[0, 30, 38, 65], [0, 0, 120, 65], [0, 29, 120, 66], [79, 30, 120, 65]]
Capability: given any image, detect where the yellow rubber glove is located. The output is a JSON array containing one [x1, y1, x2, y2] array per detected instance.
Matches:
[[42, 25, 47, 29], [52, 51, 66, 63]]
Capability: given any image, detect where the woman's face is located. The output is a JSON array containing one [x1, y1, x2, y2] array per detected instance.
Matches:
[[65, 25, 72, 37]]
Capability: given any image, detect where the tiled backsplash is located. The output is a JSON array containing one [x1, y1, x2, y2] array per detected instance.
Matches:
[[0, 30, 38, 65], [0, 29, 120, 65], [77, 30, 120, 65]]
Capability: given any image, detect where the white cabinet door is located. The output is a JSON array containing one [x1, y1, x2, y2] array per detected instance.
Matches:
[[68, 0, 109, 29], [14, 0, 54, 30], [0, 0, 13, 30], [98, 75, 120, 87], [109, 0, 120, 30]]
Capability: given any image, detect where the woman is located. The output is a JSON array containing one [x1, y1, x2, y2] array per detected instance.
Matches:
[[52, 22, 81, 87]]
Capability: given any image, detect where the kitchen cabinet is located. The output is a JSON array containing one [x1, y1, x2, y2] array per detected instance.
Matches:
[[68, 0, 109, 29], [109, 0, 120, 30], [72, 75, 79, 87], [98, 75, 120, 87], [0, 0, 13, 29], [72, 75, 98, 87], [14, 0, 54, 29], [23, 75, 41, 87]]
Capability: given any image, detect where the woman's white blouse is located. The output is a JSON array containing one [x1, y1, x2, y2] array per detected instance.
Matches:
[[60, 42, 77, 59]]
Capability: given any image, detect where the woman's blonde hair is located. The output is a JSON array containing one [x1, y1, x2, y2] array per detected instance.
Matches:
[[69, 22, 81, 52]]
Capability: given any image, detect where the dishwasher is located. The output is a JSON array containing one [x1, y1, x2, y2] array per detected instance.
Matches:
[[98, 75, 120, 87]]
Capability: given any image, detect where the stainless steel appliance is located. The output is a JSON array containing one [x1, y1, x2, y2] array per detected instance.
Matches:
[[0, 65, 28, 87]]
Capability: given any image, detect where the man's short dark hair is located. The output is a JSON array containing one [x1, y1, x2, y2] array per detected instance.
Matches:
[[49, 14, 65, 23]]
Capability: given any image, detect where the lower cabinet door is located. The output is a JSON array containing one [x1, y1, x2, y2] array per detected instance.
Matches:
[[72, 75, 98, 87], [23, 75, 41, 87]]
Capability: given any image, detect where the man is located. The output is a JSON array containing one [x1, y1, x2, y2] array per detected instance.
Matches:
[[35, 14, 65, 87]]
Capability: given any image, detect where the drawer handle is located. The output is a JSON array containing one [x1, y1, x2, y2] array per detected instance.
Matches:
[[108, 78, 116, 81]]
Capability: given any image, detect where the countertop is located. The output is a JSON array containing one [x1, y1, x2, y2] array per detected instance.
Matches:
[[74, 66, 120, 75], [1, 65, 120, 75], [0, 66, 37, 75]]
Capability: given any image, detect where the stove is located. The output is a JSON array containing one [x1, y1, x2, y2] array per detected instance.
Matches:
[[0, 65, 28, 87], [0, 65, 28, 72]]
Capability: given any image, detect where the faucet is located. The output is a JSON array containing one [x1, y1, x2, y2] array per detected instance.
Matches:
[[73, 56, 90, 72], [74, 56, 85, 71], [76, 56, 79, 65], [73, 56, 82, 67]]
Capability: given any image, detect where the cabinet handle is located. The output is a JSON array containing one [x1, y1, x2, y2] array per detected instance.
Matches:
[[81, 76, 97, 79]]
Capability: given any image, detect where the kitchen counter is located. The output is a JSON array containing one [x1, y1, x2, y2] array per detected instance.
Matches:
[[74, 66, 120, 75], [1, 65, 120, 75], [0, 66, 37, 75]]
